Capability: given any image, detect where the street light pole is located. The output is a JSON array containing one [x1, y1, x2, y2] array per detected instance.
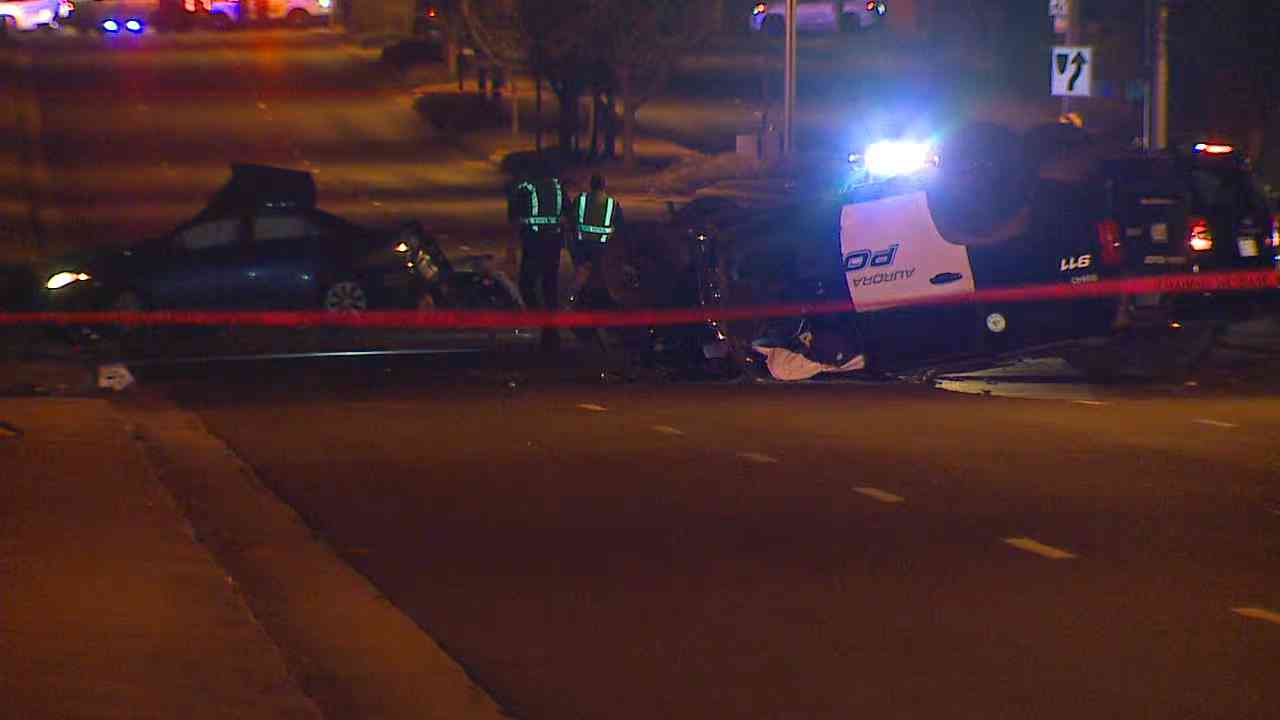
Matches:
[[1152, 0, 1170, 149], [783, 0, 797, 156]]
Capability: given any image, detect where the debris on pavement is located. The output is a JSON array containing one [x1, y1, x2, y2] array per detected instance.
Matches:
[[97, 363, 136, 391]]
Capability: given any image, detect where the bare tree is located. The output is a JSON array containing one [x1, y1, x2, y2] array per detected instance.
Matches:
[[588, 0, 716, 168], [460, 0, 713, 167]]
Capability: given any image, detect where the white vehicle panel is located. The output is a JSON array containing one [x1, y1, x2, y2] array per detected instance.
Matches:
[[0, 0, 61, 30], [840, 191, 975, 312]]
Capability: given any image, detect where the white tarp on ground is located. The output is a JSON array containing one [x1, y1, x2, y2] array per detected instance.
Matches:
[[752, 343, 866, 381]]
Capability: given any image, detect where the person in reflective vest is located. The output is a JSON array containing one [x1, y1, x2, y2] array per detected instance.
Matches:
[[570, 174, 622, 296], [507, 169, 566, 351]]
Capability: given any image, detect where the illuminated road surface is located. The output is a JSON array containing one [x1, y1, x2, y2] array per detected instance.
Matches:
[[127, 355, 1280, 720]]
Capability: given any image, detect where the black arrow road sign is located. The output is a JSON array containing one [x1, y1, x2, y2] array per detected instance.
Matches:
[[1056, 53, 1069, 76], [1068, 51, 1088, 92]]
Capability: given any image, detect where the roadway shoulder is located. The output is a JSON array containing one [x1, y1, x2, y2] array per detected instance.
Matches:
[[115, 391, 512, 720]]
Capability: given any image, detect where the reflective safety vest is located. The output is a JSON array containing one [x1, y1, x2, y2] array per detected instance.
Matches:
[[575, 191, 618, 244], [510, 178, 564, 230]]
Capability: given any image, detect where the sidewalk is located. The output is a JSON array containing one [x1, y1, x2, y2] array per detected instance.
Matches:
[[0, 391, 514, 719], [0, 397, 322, 719]]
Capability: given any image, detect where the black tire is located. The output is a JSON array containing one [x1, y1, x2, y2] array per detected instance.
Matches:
[[925, 122, 1034, 246], [210, 11, 233, 30], [322, 279, 369, 313], [1063, 325, 1219, 381], [285, 8, 309, 27]]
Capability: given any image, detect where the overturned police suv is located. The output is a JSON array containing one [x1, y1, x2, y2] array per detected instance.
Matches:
[[687, 122, 1248, 377]]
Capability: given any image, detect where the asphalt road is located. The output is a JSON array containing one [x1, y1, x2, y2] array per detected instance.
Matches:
[[142, 354, 1280, 720]]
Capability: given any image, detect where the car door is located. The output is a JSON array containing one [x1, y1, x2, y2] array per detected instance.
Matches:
[[147, 216, 246, 308], [226, 210, 321, 309], [839, 190, 981, 364]]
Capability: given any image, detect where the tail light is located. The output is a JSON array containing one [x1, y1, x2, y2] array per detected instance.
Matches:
[[1096, 218, 1123, 267], [1269, 214, 1279, 248], [1187, 216, 1214, 252], [425, 5, 438, 18]]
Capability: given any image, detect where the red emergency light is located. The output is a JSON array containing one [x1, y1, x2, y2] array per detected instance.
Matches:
[[1188, 216, 1214, 252], [1096, 219, 1124, 267]]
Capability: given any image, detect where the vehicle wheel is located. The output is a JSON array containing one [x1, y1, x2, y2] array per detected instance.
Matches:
[[285, 8, 309, 27], [926, 122, 1033, 246], [322, 280, 369, 313], [210, 11, 232, 30], [761, 15, 784, 38]]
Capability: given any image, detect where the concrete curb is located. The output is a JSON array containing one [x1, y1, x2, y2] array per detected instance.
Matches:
[[118, 394, 512, 720]]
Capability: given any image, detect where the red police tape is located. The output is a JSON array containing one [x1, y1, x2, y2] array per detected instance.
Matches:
[[1, 269, 1276, 330]]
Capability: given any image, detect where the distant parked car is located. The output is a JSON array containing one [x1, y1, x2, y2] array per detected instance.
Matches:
[[750, 0, 886, 35], [69, 0, 200, 33], [0, 0, 65, 31], [207, 0, 329, 29]]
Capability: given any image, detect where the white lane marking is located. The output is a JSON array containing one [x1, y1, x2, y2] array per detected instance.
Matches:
[[854, 487, 905, 504], [1232, 607, 1280, 625], [1194, 418, 1239, 429], [652, 425, 684, 436], [737, 452, 779, 464], [577, 403, 608, 412], [1002, 537, 1078, 560], [1072, 400, 1109, 406]]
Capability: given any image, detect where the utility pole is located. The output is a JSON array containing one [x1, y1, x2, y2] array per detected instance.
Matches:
[[782, 0, 797, 156], [1061, 0, 1082, 117], [1152, 0, 1169, 149], [1142, 0, 1153, 149]]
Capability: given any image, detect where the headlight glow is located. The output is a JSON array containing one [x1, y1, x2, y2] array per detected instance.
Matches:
[[125, 18, 143, 32], [46, 272, 91, 290], [102, 18, 120, 32], [318, 0, 331, 8], [864, 141, 934, 179], [395, 241, 411, 253]]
